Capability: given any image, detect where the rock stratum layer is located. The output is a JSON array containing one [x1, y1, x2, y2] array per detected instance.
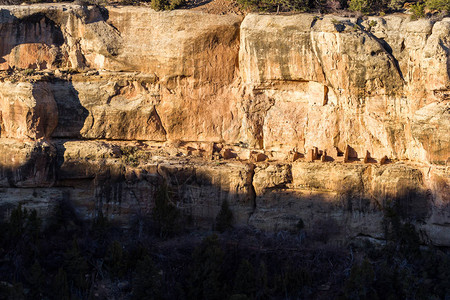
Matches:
[[0, 4, 448, 245]]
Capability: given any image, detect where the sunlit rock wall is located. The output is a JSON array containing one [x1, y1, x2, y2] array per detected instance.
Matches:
[[0, 4, 448, 245]]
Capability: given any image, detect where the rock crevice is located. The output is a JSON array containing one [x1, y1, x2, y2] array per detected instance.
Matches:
[[0, 4, 448, 245]]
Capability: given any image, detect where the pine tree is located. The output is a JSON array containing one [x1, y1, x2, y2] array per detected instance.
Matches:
[[153, 184, 181, 238], [64, 240, 89, 293], [215, 200, 233, 233]]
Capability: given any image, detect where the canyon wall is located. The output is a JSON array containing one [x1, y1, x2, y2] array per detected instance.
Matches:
[[0, 4, 448, 245]]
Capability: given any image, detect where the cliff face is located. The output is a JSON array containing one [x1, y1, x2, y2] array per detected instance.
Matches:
[[239, 14, 449, 164], [0, 4, 448, 245]]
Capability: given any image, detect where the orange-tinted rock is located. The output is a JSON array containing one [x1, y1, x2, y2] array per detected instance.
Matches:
[[221, 148, 237, 159], [364, 150, 371, 163], [0, 138, 56, 187], [306, 148, 317, 162], [251, 151, 268, 162], [320, 150, 327, 162], [240, 14, 450, 164], [288, 151, 303, 162], [0, 81, 57, 140], [0, 5, 448, 246]]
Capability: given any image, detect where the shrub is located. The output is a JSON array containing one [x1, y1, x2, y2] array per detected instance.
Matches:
[[389, 0, 405, 10], [23, 69, 35, 76], [25, 209, 42, 243], [311, 218, 340, 243], [255, 262, 269, 298], [277, 0, 310, 11], [368, 20, 377, 31], [149, 0, 185, 10], [7, 204, 41, 243], [235, 0, 310, 12], [325, 0, 344, 11], [426, 0, 450, 11], [3, 283, 25, 300], [382, 198, 421, 256], [349, 0, 374, 13], [8, 204, 28, 239], [121, 146, 140, 167], [46, 198, 82, 236], [275, 265, 312, 297], [348, 0, 394, 13], [91, 210, 110, 241], [410, 2, 426, 19]]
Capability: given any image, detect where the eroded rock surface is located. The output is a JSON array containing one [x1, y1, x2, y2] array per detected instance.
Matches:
[[0, 4, 448, 246], [0, 81, 57, 139]]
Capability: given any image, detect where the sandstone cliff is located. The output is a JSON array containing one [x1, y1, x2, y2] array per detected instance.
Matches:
[[0, 4, 448, 245]]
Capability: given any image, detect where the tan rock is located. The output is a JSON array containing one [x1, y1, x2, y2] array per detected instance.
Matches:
[[253, 163, 291, 196], [344, 145, 358, 163], [306, 148, 317, 162], [344, 145, 350, 163], [380, 155, 389, 165], [411, 101, 450, 165], [239, 14, 450, 164], [0, 81, 58, 140], [220, 148, 237, 159], [363, 151, 371, 163], [0, 5, 448, 246], [250, 151, 268, 162], [288, 151, 303, 162], [320, 150, 327, 162], [0, 138, 56, 187], [0, 6, 446, 164]]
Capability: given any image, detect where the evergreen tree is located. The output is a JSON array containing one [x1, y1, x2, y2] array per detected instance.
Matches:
[[131, 255, 161, 300], [215, 200, 233, 233], [187, 234, 225, 300], [343, 259, 378, 300], [153, 183, 181, 238], [64, 240, 89, 294]]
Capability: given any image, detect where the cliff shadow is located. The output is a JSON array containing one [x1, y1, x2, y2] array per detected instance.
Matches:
[[50, 78, 89, 139], [50, 77, 91, 189], [0, 152, 439, 246]]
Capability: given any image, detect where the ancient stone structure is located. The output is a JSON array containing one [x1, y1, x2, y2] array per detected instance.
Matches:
[[0, 4, 448, 245]]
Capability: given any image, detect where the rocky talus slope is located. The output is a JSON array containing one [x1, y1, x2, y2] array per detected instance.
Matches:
[[0, 4, 448, 245]]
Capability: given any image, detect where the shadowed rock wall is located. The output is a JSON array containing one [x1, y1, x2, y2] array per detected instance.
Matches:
[[0, 4, 448, 245]]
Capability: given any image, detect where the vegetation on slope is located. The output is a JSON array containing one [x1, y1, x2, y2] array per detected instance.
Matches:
[[0, 0, 448, 17], [235, 0, 450, 15], [0, 190, 449, 299]]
